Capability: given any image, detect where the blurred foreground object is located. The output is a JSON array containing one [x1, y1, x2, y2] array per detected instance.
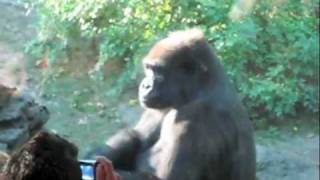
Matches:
[[0, 84, 49, 152], [1, 131, 81, 180]]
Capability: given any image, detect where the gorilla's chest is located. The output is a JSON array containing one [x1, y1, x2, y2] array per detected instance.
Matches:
[[135, 141, 163, 173], [136, 111, 180, 174]]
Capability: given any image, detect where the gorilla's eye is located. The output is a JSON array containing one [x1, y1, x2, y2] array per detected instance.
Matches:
[[145, 64, 153, 70], [145, 64, 164, 72]]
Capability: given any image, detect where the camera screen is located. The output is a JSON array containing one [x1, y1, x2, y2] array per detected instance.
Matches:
[[79, 160, 96, 180]]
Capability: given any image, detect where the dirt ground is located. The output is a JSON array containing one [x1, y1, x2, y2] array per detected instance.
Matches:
[[0, 2, 319, 180]]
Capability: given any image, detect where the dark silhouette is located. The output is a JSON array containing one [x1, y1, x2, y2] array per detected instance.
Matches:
[[1, 132, 81, 180]]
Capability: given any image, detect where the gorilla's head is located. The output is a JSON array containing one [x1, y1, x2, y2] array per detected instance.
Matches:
[[139, 29, 215, 109]]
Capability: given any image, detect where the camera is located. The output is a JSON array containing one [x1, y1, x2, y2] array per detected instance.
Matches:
[[79, 160, 97, 180]]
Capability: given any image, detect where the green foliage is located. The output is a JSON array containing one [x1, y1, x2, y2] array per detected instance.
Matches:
[[25, 0, 319, 121], [217, 1, 319, 119]]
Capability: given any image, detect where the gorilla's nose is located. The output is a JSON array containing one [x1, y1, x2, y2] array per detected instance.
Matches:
[[142, 82, 151, 89], [141, 78, 153, 91]]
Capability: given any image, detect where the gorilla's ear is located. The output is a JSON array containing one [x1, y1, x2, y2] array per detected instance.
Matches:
[[189, 55, 208, 73], [199, 63, 208, 72], [184, 46, 208, 73], [180, 61, 196, 74]]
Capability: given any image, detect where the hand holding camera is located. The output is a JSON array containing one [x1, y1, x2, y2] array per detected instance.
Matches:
[[80, 157, 121, 180]]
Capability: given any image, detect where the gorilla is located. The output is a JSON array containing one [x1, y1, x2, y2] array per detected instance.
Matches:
[[0, 132, 81, 180], [88, 29, 256, 180]]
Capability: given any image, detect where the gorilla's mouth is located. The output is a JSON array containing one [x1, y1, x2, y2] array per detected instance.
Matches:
[[140, 96, 170, 109]]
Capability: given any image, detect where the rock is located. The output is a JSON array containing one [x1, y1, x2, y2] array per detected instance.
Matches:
[[0, 127, 30, 151], [0, 84, 49, 153], [0, 151, 9, 171]]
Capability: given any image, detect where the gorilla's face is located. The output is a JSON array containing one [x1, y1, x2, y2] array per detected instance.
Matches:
[[139, 63, 176, 109], [139, 48, 200, 109]]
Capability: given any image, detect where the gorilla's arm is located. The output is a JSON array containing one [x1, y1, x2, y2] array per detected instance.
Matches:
[[101, 129, 141, 170], [87, 109, 165, 170]]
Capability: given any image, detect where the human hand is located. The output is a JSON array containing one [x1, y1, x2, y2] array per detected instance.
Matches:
[[95, 157, 121, 180]]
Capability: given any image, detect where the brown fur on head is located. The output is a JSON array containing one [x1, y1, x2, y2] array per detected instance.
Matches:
[[144, 28, 206, 64], [2, 132, 81, 180]]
